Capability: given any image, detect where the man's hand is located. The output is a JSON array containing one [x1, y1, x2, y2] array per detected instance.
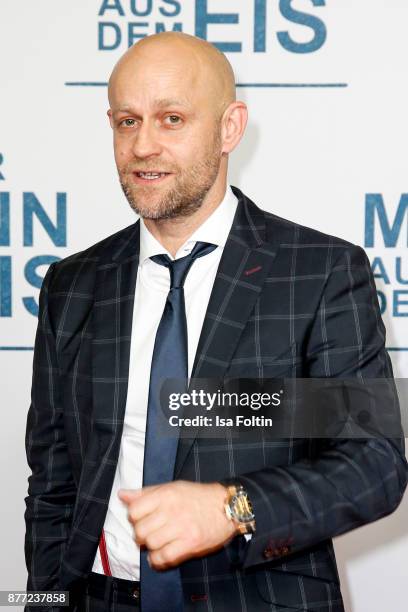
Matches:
[[118, 481, 238, 570]]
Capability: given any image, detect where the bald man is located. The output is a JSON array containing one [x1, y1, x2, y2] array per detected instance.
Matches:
[[25, 32, 407, 612]]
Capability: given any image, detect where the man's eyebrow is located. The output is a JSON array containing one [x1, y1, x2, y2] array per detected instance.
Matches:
[[154, 98, 191, 109], [113, 99, 191, 115]]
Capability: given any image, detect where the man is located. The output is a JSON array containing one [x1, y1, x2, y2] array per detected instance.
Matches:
[[25, 32, 407, 612]]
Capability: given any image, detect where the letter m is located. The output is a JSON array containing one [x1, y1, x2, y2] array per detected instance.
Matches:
[[365, 194, 408, 247]]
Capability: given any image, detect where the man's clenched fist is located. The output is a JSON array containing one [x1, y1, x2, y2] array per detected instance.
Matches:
[[118, 480, 238, 570]]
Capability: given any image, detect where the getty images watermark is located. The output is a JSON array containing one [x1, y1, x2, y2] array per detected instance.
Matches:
[[167, 388, 283, 428], [154, 378, 408, 440]]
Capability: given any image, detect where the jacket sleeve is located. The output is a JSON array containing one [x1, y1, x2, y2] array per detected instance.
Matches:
[[25, 262, 77, 597], [220, 244, 407, 569]]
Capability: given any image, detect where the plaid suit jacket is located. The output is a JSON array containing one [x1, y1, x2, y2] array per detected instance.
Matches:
[[25, 186, 407, 612]]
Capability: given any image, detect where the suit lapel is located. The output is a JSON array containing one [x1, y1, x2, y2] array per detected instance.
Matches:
[[91, 221, 140, 460], [174, 187, 280, 477]]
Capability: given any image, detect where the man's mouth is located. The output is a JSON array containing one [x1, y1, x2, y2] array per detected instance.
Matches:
[[132, 171, 171, 182]]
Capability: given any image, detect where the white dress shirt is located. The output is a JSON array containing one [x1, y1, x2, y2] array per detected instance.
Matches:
[[92, 185, 239, 579]]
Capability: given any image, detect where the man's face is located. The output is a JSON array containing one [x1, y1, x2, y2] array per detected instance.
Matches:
[[108, 55, 224, 220]]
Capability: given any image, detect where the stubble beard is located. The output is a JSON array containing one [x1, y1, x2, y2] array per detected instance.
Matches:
[[118, 129, 223, 220]]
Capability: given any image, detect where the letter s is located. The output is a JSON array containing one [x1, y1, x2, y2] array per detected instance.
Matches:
[[278, 0, 327, 54]]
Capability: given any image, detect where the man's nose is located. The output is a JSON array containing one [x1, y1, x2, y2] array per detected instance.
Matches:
[[132, 121, 162, 159]]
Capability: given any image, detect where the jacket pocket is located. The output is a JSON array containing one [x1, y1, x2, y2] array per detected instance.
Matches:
[[226, 341, 301, 379], [255, 569, 343, 611]]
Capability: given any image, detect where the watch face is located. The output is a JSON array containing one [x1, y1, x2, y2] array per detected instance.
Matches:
[[231, 490, 255, 522]]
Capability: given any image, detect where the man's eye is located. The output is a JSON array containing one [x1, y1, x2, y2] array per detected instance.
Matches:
[[165, 115, 181, 125], [120, 118, 136, 127]]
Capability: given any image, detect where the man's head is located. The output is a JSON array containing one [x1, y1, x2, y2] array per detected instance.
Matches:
[[107, 32, 247, 220]]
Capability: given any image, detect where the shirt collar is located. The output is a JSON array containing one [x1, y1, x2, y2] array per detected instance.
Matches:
[[139, 184, 238, 264]]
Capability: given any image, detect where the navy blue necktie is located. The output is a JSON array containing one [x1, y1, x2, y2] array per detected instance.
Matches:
[[141, 241, 217, 612]]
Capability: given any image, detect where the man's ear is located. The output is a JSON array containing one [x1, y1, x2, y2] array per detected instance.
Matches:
[[107, 109, 114, 129], [221, 101, 248, 154]]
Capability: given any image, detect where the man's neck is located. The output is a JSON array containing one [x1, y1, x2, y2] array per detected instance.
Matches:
[[143, 181, 227, 257]]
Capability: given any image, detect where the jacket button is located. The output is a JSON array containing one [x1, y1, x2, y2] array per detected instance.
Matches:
[[132, 588, 140, 600]]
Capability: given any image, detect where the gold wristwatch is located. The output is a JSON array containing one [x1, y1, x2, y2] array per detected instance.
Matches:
[[224, 484, 256, 534]]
